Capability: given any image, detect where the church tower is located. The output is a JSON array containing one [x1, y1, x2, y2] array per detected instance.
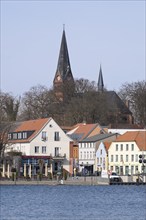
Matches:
[[97, 65, 104, 92], [53, 28, 74, 100]]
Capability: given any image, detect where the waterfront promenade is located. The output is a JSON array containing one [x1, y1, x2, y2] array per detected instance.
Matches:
[[0, 176, 109, 186], [1, 175, 146, 185]]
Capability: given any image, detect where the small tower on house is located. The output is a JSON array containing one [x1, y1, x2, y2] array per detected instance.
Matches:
[[53, 27, 74, 100], [97, 65, 104, 92]]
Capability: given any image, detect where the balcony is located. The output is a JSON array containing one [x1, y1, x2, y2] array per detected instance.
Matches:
[[53, 153, 66, 160]]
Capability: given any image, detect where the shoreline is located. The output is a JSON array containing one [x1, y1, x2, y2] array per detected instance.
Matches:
[[0, 177, 109, 186]]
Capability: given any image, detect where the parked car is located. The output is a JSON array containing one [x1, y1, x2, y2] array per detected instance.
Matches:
[[109, 172, 122, 183]]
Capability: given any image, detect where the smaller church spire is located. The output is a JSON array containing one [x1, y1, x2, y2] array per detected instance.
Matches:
[[98, 64, 104, 92]]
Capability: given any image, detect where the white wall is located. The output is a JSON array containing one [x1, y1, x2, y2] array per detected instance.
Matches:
[[96, 142, 107, 171]]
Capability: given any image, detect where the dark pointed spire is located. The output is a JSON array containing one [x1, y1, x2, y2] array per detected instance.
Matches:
[[98, 65, 104, 92], [54, 28, 74, 83]]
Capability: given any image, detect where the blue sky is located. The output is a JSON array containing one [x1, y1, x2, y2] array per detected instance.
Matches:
[[1, 1, 145, 96]]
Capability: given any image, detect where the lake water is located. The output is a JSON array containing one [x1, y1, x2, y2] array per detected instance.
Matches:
[[1, 185, 146, 220]]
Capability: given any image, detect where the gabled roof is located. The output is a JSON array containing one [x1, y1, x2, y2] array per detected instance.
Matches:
[[81, 133, 117, 143], [97, 141, 111, 153], [114, 131, 146, 150], [104, 142, 111, 151], [68, 123, 99, 141], [8, 118, 51, 143]]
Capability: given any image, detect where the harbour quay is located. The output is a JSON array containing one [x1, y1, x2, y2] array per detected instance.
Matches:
[[1, 175, 146, 186]]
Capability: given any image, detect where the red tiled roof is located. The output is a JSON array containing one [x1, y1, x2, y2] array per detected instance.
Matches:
[[9, 118, 50, 143], [104, 142, 111, 151], [115, 131, 146, 150], [15, 118, 49, 132], [72, 123, 98, 140]]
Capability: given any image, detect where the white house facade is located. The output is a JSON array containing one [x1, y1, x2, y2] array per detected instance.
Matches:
[[96, 142, 109, 173], [79, 133, 118, 175], [4, 118, 73, 178]]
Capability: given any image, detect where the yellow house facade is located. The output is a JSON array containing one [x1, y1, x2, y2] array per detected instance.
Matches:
[[108, 131, 146, 175]]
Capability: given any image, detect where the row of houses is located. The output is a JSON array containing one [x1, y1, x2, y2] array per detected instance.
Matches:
[[1, 117, 146, 178]]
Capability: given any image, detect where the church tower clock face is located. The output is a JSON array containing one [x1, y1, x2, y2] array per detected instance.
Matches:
[[57, 75, 61, 81]]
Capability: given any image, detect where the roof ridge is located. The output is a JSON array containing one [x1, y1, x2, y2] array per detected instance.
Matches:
[[82, 123, 99, 140]]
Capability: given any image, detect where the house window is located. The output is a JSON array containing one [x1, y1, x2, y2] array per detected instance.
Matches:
[[35, 146, 39, 153], [110, 166, 113, 171], [115, 166, 119, 174], [116, 144, 118, 151], [125, 166, 129, 175], [100, 157, 102, 164], [120, 144, 123, 151], [100, 149, 102, 155], [42, 132, 47, 141], [55, 147, 59, 156], [126, 144, 129, 151], [126, 155, 128, 162], [131, 166, 134, 174], [131, 144, 134, 151], [87, 151, 89, 159], [131, 155, 134, 162], [111, 155, 113, 162], [120, 166, 123, 175], [8, 133, 12, 140], [23, 132, 27, 139], [90, 151, 92, 159], [97, 157, 99, 164], [42, 146, 46, 154], [18, 133, 22, 139], [80, 152, 82, 159], [54, 132, 59, 141], [84, 152, 86, 159], [135, 166, 138, 174], [135, 154, 138, 162], [116, 155, 118, 162], [120, 155, 123, 162], [13, 133, 17, 139]]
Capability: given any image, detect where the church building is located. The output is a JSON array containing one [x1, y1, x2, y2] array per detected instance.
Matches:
[[53, 28, 134, 127]]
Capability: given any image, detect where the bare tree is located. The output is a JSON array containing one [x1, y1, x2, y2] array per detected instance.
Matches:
[[0, 122, 12, 158], [0, 92, 20, 122], [75, 78, 97, 93], [118, 81, 146, 126], [19, 85, 55, 120]]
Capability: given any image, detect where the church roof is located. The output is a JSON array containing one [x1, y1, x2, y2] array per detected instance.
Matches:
[[106, 91, 132, 114], [98, 65, 104, 91], [54, 29, 74, 82]]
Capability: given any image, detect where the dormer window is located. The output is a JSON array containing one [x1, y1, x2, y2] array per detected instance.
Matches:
[[18, 133, 22, 139], [42, 131, 47, 141], [23, 132, 27, 139], [13, 133, 17, 139], [8, 133, 12, 140]]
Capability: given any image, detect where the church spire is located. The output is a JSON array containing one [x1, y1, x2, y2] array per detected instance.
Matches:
[[53, 28, 74, 84], [98, 65, 104, 92]]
